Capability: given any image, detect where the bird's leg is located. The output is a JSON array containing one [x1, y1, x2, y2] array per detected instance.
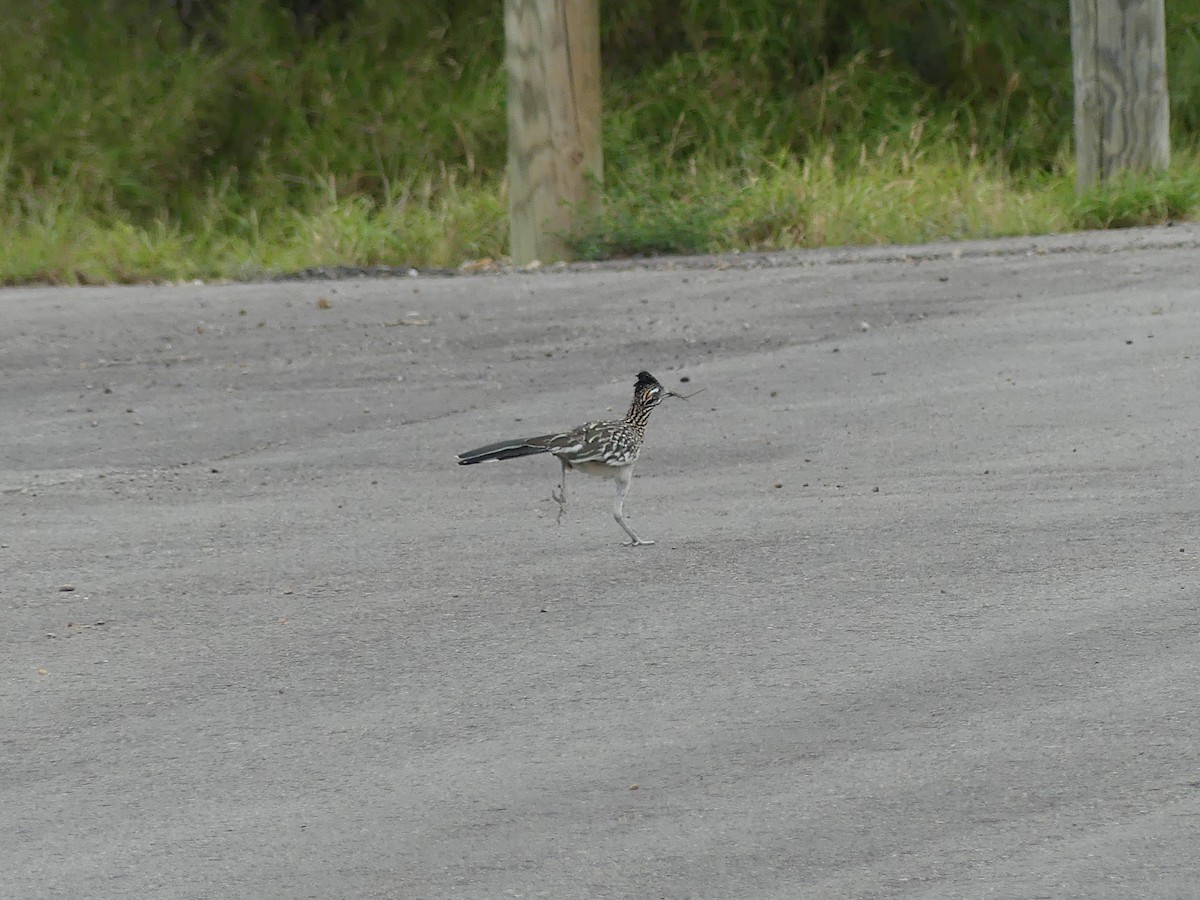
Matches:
[[613, 470, 654, 546], [551, 458, 569, 523]]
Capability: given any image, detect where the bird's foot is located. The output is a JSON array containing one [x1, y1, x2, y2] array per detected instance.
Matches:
[[551, 485, 567, 523], [622, 537, 655, 547]]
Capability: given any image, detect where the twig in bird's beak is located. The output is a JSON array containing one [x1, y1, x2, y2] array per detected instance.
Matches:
[[666, 387, 706, 401]]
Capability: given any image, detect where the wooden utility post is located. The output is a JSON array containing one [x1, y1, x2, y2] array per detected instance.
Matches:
[[1070, 0, 1169, 192], [504, 0, 602, 264]]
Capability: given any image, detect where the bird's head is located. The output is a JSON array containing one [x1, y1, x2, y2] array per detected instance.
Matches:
[[634, 371, 666, 408]]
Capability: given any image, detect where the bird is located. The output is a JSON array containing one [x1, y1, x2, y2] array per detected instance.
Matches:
[[457, 371, 683, 546]]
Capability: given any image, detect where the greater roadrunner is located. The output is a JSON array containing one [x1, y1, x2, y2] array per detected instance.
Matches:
[[458, 371, 681, 546]]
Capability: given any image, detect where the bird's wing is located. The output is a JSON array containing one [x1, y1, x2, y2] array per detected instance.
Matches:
[[550, 421, 636, 465]]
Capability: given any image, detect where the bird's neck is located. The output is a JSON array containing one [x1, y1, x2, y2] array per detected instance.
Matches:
[[624, 402, 653, 428]]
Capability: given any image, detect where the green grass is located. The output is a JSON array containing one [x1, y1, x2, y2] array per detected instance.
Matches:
[[0, 179, 511, 283], [1071, 168, 1200, 230], [2, 0, 1199, 284], [569, 147, 1200, 260]]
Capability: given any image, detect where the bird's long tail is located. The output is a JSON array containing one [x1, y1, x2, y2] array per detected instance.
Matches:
[[457, 436, 558, 465]]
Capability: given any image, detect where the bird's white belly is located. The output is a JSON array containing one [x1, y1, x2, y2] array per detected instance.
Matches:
[[568, 460, 626, 479]]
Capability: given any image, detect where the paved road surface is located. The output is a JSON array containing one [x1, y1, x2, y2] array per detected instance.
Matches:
[[4, 226, 1200, 898]]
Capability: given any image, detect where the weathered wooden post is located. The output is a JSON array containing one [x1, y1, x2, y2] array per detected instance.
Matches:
[[504, 0, 602, 265], [1070, 0, 1170, 192]]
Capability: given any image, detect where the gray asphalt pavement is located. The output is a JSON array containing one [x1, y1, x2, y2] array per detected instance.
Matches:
[[4, 225, 1200, 899]]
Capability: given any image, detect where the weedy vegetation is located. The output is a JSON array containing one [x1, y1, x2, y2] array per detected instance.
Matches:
[[2, 0, 1199, 284]]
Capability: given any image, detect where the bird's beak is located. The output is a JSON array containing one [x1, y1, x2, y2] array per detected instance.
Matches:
[[666, 387, 705, 401]]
